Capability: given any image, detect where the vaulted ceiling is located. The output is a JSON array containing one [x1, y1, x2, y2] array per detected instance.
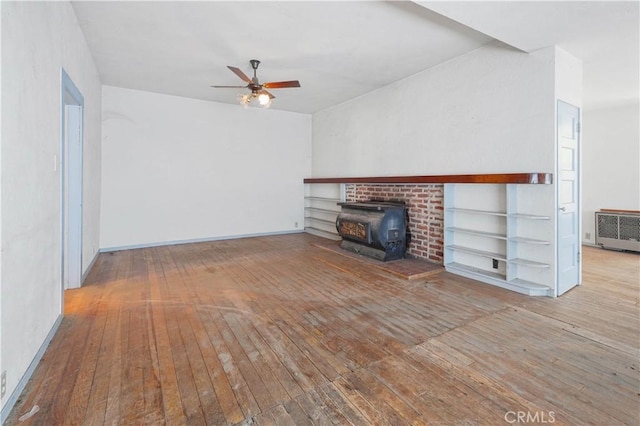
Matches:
[[71, 1, 638, 114]]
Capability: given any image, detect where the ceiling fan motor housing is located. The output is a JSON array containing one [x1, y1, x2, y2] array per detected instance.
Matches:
[[249, 59, 261, 86]]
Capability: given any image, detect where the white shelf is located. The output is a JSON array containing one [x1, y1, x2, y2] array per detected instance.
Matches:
[[509, 236, 550, 245], [305, 207, 340, 215], [509, 258, 549, 268], [304, 196, 340, 203], [446, 227, 507, 240], [446, 262, 506, 280], [509, 278, 553, 296], [446, 208, 507, 217], [446, 263, 552, 296], [304, 217, 335, 226], [509, 213, 550, 220], [447, 245, 507, 261]]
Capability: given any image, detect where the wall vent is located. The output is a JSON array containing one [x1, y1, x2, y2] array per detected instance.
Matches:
[[595, 210, 640, 252]]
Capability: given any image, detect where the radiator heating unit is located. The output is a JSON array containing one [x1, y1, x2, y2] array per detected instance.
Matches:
[[595, 210, 640, 252]]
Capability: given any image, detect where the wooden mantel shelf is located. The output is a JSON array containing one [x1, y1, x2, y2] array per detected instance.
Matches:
[[304, 173, 552, 185]]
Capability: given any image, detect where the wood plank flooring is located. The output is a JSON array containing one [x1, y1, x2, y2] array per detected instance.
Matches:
[[6, 234, 639, 425]]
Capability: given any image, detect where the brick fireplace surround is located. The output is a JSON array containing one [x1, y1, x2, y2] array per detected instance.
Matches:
[[345, 184, 444, 263]]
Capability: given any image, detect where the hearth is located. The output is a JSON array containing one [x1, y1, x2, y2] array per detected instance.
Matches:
[[336, 201, 408, 261]]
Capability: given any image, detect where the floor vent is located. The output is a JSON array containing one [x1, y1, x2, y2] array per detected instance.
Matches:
[[595, 210, 640, 252]]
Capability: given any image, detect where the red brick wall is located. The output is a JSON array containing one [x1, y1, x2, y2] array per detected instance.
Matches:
[[345, 184, 444, 263]]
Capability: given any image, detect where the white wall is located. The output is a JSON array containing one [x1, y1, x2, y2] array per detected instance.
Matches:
[[582, 102, 640, 244], [1, 1, 102, 416], [101, 86, 311, 249], [555, 47, 583, 109], [312, 41, 557, 177]]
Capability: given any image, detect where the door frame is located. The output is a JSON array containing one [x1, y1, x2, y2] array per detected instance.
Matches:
[[60, 69, 84, 311], [556, 99, 581, 295]]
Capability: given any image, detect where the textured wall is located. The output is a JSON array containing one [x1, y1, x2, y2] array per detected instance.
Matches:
[[312, 41, 556, 178], [1, 1, 102, 414], [346, 184, 444, 263]]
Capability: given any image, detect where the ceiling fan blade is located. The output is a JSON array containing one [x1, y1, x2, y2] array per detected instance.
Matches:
[[227, 66, 252, 83], [210, 85, 248, 88], [263, 80, 301, 89]]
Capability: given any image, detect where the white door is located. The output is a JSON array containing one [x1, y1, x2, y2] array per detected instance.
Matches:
[[557, 100, 580, 295]]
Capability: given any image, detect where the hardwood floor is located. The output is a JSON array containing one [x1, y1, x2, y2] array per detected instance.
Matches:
[[6, 234, 639, 425]]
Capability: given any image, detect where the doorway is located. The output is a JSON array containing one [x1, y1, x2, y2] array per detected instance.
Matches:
[[61, 69, 84, 299]]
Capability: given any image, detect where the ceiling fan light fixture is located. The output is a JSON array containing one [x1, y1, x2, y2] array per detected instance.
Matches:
[[237, 92, 271, 109]]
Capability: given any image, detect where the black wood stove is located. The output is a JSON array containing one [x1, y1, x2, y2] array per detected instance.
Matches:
[[335, 201, 408, 261]]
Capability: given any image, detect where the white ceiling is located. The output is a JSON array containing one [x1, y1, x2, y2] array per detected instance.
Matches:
[[71, 1, 639, 114], [420, 1, 640, 111]]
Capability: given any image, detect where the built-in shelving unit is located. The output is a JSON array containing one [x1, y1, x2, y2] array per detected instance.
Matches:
[[304, 173, 555, 297], [303, 186, 343, 240], [444, 183, 554, 296]]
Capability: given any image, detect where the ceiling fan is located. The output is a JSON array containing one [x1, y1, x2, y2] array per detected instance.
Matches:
[[211, 59, 301, 108]]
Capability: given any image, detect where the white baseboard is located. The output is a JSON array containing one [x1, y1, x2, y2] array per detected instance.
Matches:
[[100, 229, 304, 252], [1, 315, 63, 424]]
